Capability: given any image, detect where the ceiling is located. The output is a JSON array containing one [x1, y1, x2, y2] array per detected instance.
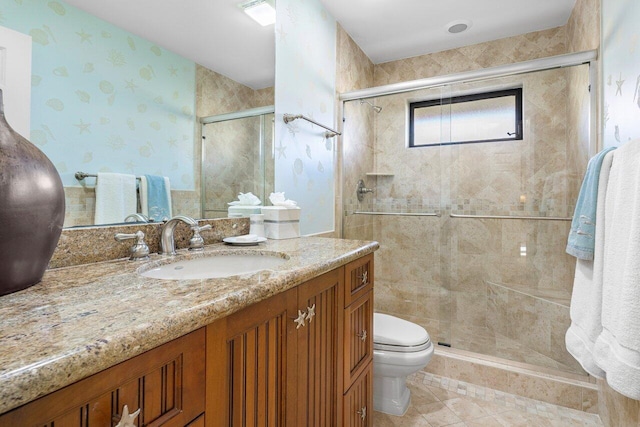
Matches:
[[65, 0, 577, 90]]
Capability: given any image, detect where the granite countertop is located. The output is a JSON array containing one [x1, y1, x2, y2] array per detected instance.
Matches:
[[0, 237, 378, 414]]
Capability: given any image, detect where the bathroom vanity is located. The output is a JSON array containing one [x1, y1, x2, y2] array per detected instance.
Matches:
[[0, 237, 376, 426]]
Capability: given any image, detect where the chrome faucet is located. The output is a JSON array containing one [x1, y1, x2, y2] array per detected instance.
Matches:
[[160, 215, 199, 255]]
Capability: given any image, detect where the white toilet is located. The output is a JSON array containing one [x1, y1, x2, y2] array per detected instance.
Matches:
[[373, 313, 434, 416]]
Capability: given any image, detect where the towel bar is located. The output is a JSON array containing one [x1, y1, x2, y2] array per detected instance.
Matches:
[[283, 114, 341, 138], [450, 213, 571, 221], [352, 211, 440, 217], [75, 171, 141, 181]]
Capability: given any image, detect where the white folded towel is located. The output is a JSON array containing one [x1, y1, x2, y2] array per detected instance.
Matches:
[[565, 151, 613, 378], [94, 172, 137, 225], [593, 140, 640, 399]]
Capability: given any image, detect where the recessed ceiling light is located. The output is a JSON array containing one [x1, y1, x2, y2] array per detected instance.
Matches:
[[446, 20, 472, 34], [239, 0, 276, 26]]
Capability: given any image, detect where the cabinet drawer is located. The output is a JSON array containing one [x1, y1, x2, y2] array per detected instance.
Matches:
[[344, 254, 373, 307], [343, 362, 373, 427], [0, 329, 206, 427], [344, 290, 373, 388]]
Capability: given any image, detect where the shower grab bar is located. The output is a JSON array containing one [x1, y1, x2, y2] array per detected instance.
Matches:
[[450, 213, 571, 221], [353, 211, 440, 217], [283, 114, 341, 138]]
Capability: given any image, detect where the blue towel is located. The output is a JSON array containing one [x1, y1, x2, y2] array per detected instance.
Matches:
[[566, 147, 616, 260], [144, 175, 171, 221]]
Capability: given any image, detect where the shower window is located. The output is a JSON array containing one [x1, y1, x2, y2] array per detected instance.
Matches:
[[408, 88, 523, 146]]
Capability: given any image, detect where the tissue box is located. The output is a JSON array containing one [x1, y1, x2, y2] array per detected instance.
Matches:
[[228, 205, 263, 218], [261, 206, 301, 239]]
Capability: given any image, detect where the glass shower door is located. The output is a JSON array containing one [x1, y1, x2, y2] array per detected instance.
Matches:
[[443, 64, 590, 375]]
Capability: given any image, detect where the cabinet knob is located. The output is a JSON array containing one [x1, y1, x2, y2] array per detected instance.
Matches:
[[115, 405, 141, 427], [357, 330, 367, 342], [306, 303, 316, 323], [359, 270, 368, 285], [294, 310, 307, 329], [357, 406, 367, 421]]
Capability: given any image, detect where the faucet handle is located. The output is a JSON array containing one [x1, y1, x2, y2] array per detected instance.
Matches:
[[189, 224, 212, 251], [114, 230, 150, 261]]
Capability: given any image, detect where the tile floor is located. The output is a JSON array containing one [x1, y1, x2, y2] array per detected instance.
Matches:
[[373, 371, 603, 427]]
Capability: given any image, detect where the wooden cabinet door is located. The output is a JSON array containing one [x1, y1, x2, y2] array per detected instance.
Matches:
[[344, 254, 373, 308], [344, 291, 373, 388], [206, 288, 298, 427], [295, 267, 344, 427], [343, 364, 373, 427], [0, 329, 206, 427]]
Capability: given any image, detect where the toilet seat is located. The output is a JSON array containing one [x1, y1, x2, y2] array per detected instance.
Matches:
[[373, 313, 431, 353], [373, 340, 431, 353]]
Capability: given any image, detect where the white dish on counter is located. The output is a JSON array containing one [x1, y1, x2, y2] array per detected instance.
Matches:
[[223, 236, 267, 246]]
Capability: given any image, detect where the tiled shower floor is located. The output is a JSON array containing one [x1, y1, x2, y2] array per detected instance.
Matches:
[[373, 371, 603, 427]]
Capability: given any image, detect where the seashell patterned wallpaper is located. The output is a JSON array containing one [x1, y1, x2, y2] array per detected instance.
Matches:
[[275, 0, 336, 235], [0, 0, 196, 190], [602, 0, 640, 148]]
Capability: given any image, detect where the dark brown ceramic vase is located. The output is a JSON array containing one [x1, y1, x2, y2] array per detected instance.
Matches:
[[0, 89, 65, 295]]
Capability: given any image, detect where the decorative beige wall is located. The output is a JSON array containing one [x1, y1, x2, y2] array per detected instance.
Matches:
[[599, 379, 640, 427], [374, 27, 567, 86]]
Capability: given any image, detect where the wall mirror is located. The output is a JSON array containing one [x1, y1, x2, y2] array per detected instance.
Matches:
[[1, 0, 275, 228]]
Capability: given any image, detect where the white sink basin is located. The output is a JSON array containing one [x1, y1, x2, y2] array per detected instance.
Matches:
[[139, 253, 288, 280]]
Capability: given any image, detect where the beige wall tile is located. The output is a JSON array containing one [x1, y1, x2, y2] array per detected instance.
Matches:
[[508, 372, 583, 410]]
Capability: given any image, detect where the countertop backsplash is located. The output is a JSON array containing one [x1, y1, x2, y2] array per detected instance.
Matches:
[[50, 217, 250, 269]]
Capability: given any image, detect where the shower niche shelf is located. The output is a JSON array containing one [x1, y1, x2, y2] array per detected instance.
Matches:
[[365, 172, 394, 177]]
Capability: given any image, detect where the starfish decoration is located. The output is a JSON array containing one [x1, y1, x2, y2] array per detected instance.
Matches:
[[167, 137, 178, 147], [115, 405, 141, 427], [168, 65, 178, 76], [124, 79, 138, 93], [294, 310, 306, 329], [275, 141, 287, 159], [74, 119, 91, 134], [360, 271, 368, 285], [76, 29, 92, 44], [305, 304, 316, 323], [616, 72, 625, 96]]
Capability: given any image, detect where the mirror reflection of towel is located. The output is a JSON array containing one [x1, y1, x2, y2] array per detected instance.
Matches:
[[94, 172, 137, 225], [140, 175, 172, 221]]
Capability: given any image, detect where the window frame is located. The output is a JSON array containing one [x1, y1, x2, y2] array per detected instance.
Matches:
[[408, 87, 523, 147]]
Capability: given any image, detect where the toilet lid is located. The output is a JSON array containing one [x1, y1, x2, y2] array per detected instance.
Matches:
[[373, 313, 430, 348]]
